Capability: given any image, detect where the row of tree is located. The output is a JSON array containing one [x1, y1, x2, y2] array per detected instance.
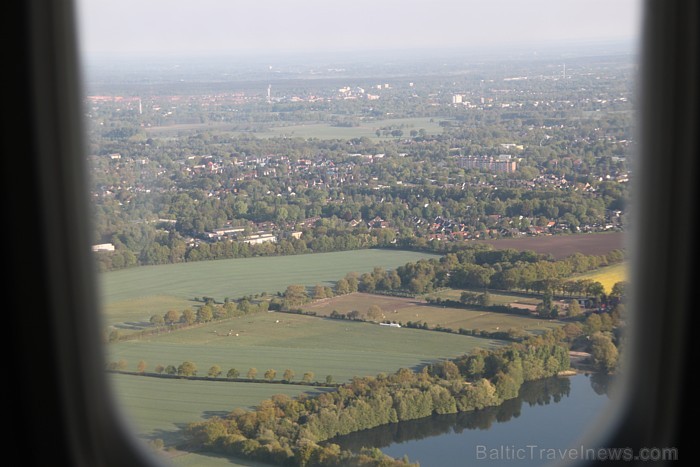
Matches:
[[106, 359, 332, 385]]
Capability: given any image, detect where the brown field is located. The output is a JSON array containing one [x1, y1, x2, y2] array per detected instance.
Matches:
[[301, 292, 562, 334], [475, 232, 626, 259], [303, 293, 420, 314]]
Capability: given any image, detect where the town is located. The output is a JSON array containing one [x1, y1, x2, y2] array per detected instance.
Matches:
[[86, 52, 632, 270]]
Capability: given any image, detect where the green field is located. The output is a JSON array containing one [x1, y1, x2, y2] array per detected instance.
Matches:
[[572, 263, 627, 293], [169, 452, 272, 467], [109, 311, 499, 383], [426, 288, 542, 306], [109, 311, 500, 463], [301, 292, 561, 334], [110, 373, 325, 462], [101, 249, 524, 466], [145, 117, 448, 141], [266, 117, 447, 140], [101, 295, 197, 330], [100, 249, 438, 329]]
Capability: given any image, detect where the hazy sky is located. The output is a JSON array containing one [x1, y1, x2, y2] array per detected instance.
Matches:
[[76, 0, 642, 57]]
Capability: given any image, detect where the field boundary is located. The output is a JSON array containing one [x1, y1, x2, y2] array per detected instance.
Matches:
[[107, 370, 341, 387]]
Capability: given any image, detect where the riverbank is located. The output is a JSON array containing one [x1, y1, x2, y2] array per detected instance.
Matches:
[[568, 350, 602, 372]]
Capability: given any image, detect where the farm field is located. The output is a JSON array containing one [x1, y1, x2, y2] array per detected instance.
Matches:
[[108, 311, 500, 384], [301, 292, 562, 334], [100, 295, 196, 330], [475, 231, 626, 259], [145, 116, 447, 141], [100, 249, 438, 330], [571, 262, 627, 293], [426, 289, 541, 307], [110, 374, 326, 447], [266, 117, 447, 140], [170, 452, 272, 467]]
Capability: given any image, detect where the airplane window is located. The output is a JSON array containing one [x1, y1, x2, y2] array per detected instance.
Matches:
[[57, 1, 693, 466]]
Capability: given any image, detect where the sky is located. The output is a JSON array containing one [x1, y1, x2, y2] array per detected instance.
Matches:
[[76, 0, 642, 58]]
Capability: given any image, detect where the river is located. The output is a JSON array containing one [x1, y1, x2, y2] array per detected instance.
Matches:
[[331, 373, 616, 466]]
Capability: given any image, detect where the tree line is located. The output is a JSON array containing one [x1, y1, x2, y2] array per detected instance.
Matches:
[[106, 359, 332, 386]]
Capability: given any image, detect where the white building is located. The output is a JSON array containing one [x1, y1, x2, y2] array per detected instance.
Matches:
[[242, 233, 277, 245], [92, 243, 115, 252]]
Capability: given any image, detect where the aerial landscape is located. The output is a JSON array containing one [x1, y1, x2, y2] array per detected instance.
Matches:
[[80, 2, 636, 466]]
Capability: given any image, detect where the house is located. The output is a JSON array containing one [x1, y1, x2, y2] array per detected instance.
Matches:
[[528, 226, 547, 236], [368, 216, 389, 229]]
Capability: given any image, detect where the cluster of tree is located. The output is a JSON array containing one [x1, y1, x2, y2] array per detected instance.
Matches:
[[183, 330, 570, 466], [279, 284, 312, 311], [563, 303, 625, 372], [326, 247, 623, 300]]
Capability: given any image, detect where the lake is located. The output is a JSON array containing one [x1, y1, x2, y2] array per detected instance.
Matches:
[[331, 373, 616, 466]]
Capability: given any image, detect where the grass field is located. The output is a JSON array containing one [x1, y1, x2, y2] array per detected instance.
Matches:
[[100, 249, 438, 330], [301, 292, 561, 335], [110, 374, 326, 446], [101, 295, 197, 330], [571, 263, 627, 293], [425, 289, 541, 306], [169, 452, 272, 467], [266, 117, 447, 140], [145, 117, 448, 141], [108, 311, 499, 383]]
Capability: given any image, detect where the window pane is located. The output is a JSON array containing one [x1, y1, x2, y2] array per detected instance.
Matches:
[[75, 1, 641, 465]]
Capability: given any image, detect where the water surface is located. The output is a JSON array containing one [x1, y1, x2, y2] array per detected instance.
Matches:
[[332, 374, 615, 466]]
